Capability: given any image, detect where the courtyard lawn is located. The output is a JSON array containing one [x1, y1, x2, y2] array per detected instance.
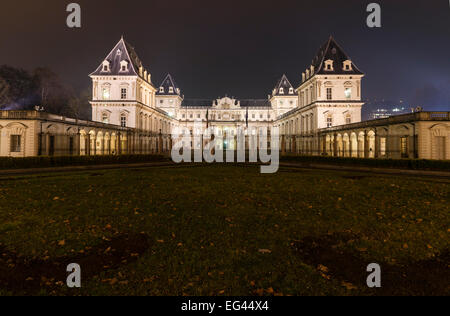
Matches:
[[0, 165, 448, 296]]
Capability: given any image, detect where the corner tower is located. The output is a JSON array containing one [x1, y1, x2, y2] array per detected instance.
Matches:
[[269, 74, 298, 118], [89, 37, 157, 128]]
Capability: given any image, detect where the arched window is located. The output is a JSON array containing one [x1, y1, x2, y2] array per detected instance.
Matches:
[[279, 88, 284, 94], [120, 60, 128, 72], [343, 60, 352, 71], [102, 61, 110, 72]]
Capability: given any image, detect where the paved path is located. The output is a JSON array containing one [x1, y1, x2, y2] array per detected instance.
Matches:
[[0, 161, 449, 178], [0, 161, 178, 176], [279, 162, 450, 178]]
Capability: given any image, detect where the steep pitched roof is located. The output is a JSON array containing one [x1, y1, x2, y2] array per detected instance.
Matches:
[[272, 74, 295, 96], [240, 99, 271, 107], [90, 37, 146, 78], [310, 36, 363, 75], [156, 74, 181, 96]]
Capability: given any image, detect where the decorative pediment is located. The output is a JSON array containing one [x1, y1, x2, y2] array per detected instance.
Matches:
[[214, 97, 240, 109]]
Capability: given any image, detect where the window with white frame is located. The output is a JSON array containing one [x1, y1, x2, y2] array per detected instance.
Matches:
[[345, 88, 352, 99], [102, 61, 110, 72], [289, 88, 294, 94], [345, 114, 352, 124], [102, 113, 109, 124], [120, 60, 128, 72], [10, 135, 21, 152], [326, 115, 333, 128], [326, 88, 332, 100], [324, 60, 334, 71], [102, 86, 110, 100], [343, 60, 352, 71], [120, 114, 127, 127], [279, 88, 284, 94], [121, 88, 127, 99], [160, 87, 164, 93]]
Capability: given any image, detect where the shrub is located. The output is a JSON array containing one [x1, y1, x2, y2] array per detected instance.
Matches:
[[0, 155, 170, 170], [280, 155, 450, 171]]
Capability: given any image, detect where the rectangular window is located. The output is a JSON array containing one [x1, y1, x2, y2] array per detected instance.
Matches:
[[10, 135, 21, 152], [401, 137, 408, 158], [326, 88, 332, 100], [346, 116, 351, 124], [69, 137, 74, 156], [102, 88, 110, 100], [327, 117, 333, 128], [121, 116, 127, 127], [380, 137, 386, 157], [345, 88, 352, 99], [121, 88, 127, 99]]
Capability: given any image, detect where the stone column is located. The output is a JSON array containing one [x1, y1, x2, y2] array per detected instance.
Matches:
[[364, 131, 369, 158], [158, 130, 163, 154], [76, 132, 81, 156], [349, 136, 353, 158], [86, 134, 91, 156], [333, 133, 338, 157], [374, 131, 379, 158], [292, 135, 296, 154]]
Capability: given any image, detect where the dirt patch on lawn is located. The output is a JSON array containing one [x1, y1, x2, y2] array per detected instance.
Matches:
[[0, 233, 149, 295], [292, 232, 449, 296]]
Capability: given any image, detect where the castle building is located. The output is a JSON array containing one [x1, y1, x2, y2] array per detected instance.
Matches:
[[0, 36, 448, 160]]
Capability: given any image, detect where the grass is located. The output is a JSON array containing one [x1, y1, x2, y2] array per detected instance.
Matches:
[[0, 165, 448, 296]]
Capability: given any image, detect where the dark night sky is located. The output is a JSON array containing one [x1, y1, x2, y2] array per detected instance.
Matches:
[[1, 0, 449, 112]]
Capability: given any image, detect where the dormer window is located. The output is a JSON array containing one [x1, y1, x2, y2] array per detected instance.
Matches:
[[176, 88, 180, 95], [343, 60, 352, 71], [159, 87, 164, 93], [102, 61, 110, 72], [306, 70, 310, 79], [169, 87, 174, 94], [289, 88, 294, 94], [279, 88, 284, 94], [119, 60, 128, 72], [324, 60, 334, 71]]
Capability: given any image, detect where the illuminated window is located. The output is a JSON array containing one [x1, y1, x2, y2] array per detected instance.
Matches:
[[345, 88, 352, 99], [10, 135, 21, 152], [380, 137, 386, 156], [102, 87, 110, 100]]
